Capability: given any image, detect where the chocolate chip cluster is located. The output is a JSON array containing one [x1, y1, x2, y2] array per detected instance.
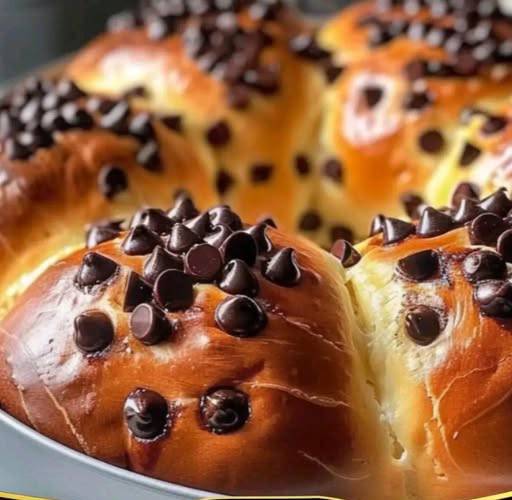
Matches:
[[361, 0, 512, 78], [74, 196, 302, 437]]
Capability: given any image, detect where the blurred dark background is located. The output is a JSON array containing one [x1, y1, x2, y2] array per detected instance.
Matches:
[[0, 0, 349, 85]]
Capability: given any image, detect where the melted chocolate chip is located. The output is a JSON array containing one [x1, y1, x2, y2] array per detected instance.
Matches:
[[382, 217, 415, 245], [216, 169, 235, 195], [475, 280, 512, 318], [206, 120, 231, 147], [221, 231, 257, 266], [76, 252, 119, 290], [263, 248, 301, 287], [124, 271, 153, 312], [417, 207, 457, 238], [154, 269, 194, 311], [200, 387, 250, 434], [462, 250, 506, 283], [323, 158, 343, 183], [122, 226, 163, 256], [124, 389, 169, 440], [168, 223, 202, 254], [185, 244, 223, 281], [74, 310, 114, 354], [405, 305, 441, 346], [204, 224, 233, 248], [418, 129, 445, 154], [215, 295, 267, 337], [299, 211, 322, 231], [130, 304, 174, 345], [219, 259, 259, 297], [246, 223, 272, 253], [459, 142, 481, 167], [250, 164, 273, 183], [469, 213, 508, 246], [98, 165, 128, 199], [143, 246, 184, 284], [497, 229, 512, 263], [397, 250, 439, 282], [331, 240, 361, 268]]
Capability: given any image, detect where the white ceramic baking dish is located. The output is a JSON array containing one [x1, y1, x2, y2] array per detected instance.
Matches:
[[0, 409, 214, 500]]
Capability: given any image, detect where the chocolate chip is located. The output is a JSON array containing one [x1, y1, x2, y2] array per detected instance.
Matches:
[[221, 231, 257, 266], [186, 212, 211, 238], [86, 220, 123, 248], [154, 269, 194, 311], [219, 259, 259, 297], [469, 213, 508, 246], [74, 310, 114, 354], [405, 305, 441, 346], [370, 214, 385, 236], [258, 216, 277, 229], [462, 250, 506, 283], [482, 115, 507, 135], [209, 206, 242, 230], [161, 114, 183, 133], [216, 169, 235, 195], [124, 271, 153, 312], [132, 208, 174, 235], [453, 198, 485, 224], [404, 90, 432, 111], [41, 110, 69, 132], [100, 100, 130, 134], [185, 244, 223, 282], [137, 141, 162, 172], [418, 207, 457, 238], [56, 79, 85, 101], [243, 66, 280, 95], [475, 280, 512, 318], [4, 138, 31, 160], [200, 387, 250, 434], [404, 59, 427, 80], [397, 250, 439, 281], [362, 85, 383, 108], [143, 246, 184, 284], [168, 223, 202, 254], [478, 189, 512, 216], [400, 192, 425, 219], [123, 86, 148, 99], [331, 240, 361, 268], [263, 248, 301, 287], [459, 142, 481, 167], [206, 120, 231, 147], [299, 211, 322, 231], [168, 196, 199, 222], [98, 165, 128, 199], [451, 182, 480, 207], [204, 224, 233, 248], [0, 112, 22, 140], [324, 62, 344, 83], [18, 129, 54, 151], [497, 229, 512, 263], [246, 223, 272, 253], [227, 85, 250, 110], [215, 295, 267, 337], [130, 304, 173, 345], [124, 389, 169, 440], [61, 104, 94, 130], [330, 225, 354, 244], [418, 129, 445, 154], [294, 155, 310, 176], [76, 252, 119, 290], [122, 226, 162, 256], [323, 158, 343, 183], [289, 34, 330, 60], [382, 217, 415, 245], [129, 113, 155, 141], [250, 164, 273, 183], [86, 96, 116, 115]]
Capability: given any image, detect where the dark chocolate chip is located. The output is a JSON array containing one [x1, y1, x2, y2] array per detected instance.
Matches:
[[299, 211, 322, 231], [362, 85, 383, 108], [382, 217, 415, 245], [204, 224, 233, 248], [258, 216, 277, 228], [185, 212, 211, 238], [160, 114, 183, 133], [206, 120, 231, 147], [370, 214, 385, 236], [400, 192, 425, 219], [61, 104, 93, 130], [323, 158, 343, 183], [219, 259, 259, 297], [404, 90, 432, 111], [0, 112, 22, 140], [215, 295, 267, 337], [453, 198, 485, 224], [130, 304, 173, 345], [227, 86, 250, 110], [482, 115, 507, 135], [41, 109, 69, 132], [98, 165, 128, 199], [216, 169, 235, 195], [497, 229, 512, 263], [76, 252, 119, 290], [263, 248, 301, 287], [168, 223, 202, 254], [56, 79, 85, 101], [405, 305, 441, 346], [459, 142, 481, 167], [209, 206, 242, 230], [404, 59, 427, 81], [74, 310, 114, 354], [474, 280, 512, 318], [4, 138, 31, 160], [418, 129, 445, 154], [129, 113, 155, 141], [294, 155, 311, 176], [154, 269, 194, 311], [122, 226, 163, 256], [397, 250, 439, 281], [100, 100, 130, 134], [143, 246, 184, 284], [132, 208, 174, 235], [289, 34, 330, 60], [123, 86, 148, 99], [168, 196, 199, 222], [124, 389, 169, 440], [85, 220, 123, 248], [451, 182, 480, 207], [469, 213, 508, 246], [331, 225, 354, 244], [124, 271, 153, 312], [185, 244, 223, 281], [137, 141, 162, 172], [246, 223, 272, 253], [200, 387, 250, 434], [478, 189, 512, 216], [331, 240, 361, 268], [463, 250, 506, 283], [221, 231, 257, 266], [250, 164, 273, 183], [86, 96, 116, 115], [417, 207, 457, 238]]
